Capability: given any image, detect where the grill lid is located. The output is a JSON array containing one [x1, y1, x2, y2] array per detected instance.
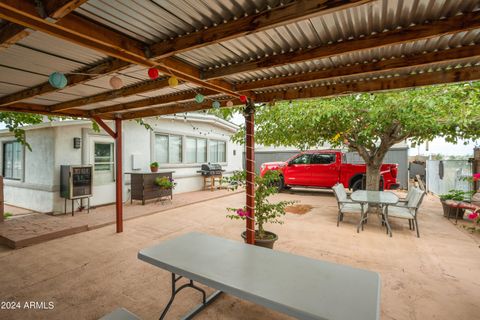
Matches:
[[201, 163, 223, 171]]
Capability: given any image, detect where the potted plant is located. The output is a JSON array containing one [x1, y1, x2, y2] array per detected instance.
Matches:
[[439, 189, 469, 218], [150, 162, 159, 172], [154, 176, 176, 190], [225, 170, 296, 249]]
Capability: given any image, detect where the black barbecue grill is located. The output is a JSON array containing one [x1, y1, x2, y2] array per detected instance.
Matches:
[[197, 163, 225, 176]]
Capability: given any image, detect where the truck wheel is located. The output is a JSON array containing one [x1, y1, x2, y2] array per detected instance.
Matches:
[[351, 180, 362, 191], [277, 176, 285, 191]]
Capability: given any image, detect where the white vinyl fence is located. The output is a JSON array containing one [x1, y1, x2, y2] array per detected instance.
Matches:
[[426, 160, 472, 196]]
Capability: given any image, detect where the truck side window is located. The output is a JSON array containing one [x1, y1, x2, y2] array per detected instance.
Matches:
[[311, 154, 336, 164], [290, 154, 311, 165]]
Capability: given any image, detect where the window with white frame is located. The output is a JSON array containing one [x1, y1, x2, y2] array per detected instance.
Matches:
[[186, 137, 207, 163], [3, 141, 23, 180], [209, 140, 226, 163], [94, 142, 114, 184], [155, 134, 182, 164]]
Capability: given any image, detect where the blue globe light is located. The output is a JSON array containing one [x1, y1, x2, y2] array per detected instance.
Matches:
[[48, 72, 68, 89]]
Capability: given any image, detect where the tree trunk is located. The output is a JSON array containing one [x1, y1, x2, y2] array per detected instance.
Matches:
[[366, 162, 382, 191]]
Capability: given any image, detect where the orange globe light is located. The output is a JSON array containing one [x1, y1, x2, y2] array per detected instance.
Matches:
[[148, 68, 159, 80]]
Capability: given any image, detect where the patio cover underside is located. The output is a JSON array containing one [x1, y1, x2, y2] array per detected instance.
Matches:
[[0, 0, 479, 120]]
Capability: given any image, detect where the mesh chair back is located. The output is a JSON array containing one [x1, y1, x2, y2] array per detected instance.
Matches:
[[405, 187, 415, 202], [332, 183, 348, 202], [407, 188, 425, 210]]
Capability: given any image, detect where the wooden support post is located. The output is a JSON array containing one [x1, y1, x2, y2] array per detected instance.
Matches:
[[474, 148, 480, 191], [244, 103, 255, 245], [0, 176, 3, 223], [93, 117, 123, 232], [115, 118, 123, 233]]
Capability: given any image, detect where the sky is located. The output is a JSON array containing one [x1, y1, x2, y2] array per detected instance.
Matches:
[[409, 138, 479, 157]]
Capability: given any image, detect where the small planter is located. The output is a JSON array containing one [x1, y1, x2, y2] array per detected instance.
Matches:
[[440, 200, 465, 219], [150, 166, 158, 172], [241, 231, 278, 249]]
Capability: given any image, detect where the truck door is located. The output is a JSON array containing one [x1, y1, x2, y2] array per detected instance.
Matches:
[[310, 153, 339, 187], [283, 153, 312, 186]]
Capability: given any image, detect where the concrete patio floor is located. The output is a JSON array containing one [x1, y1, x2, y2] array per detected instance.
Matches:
[[0, 189, 238, 248], [0, 190, 479, 320]]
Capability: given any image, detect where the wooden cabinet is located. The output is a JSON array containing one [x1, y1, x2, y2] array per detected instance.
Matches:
[[128, 171, 174, 205]]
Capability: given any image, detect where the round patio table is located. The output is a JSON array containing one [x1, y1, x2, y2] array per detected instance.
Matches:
[[351, 190, 399, 236]]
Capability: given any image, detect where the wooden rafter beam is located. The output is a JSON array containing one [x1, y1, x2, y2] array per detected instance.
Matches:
[[0, 0, 242, 99], [95, 44, 480, 116], [0, 103, 104, 119], [0, 0, 148, 65], [0, 23, 29, 49], [0, 0, 88, 50], [121, 99, 242, 120], [43, 0, 89, 20], [48, 77, 171, 112], [92, 116, 116, 138], [253, 66, 480, 102], [90, 88, 218, 116], [204, 11, 480, 79], [150, 0, 374, 60], [235, 45, 480, 91], [0, 58, 131, 106]]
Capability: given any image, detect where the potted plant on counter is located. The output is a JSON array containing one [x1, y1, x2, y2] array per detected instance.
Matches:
[[150, 162, 159, 172], [225, 170, 296, 249]]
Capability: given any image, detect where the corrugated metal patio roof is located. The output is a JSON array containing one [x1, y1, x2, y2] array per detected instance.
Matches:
[[0, 0, 479, 120]]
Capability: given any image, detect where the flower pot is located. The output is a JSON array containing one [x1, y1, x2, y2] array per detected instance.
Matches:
[[241, 230, 278, 249], [150, 166, 158, 172], [440, 200, 464, 219]]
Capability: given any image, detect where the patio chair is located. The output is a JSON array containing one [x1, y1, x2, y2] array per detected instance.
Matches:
[[332, 183, 363, 227], [387, 188, 426, 237], [396, 187, 416, 206]]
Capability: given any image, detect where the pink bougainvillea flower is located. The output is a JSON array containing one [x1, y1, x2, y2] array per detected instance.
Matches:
[[468, 212, 479, 220], [236, 208, 246, 217], [473, 173, 480, 181]]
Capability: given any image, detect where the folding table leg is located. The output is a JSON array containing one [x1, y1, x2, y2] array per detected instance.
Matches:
[[159, 273, 222, 320]]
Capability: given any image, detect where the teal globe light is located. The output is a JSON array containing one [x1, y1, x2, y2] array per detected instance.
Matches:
[[48, 72, 68, 89], [195, 93, 205, 103]]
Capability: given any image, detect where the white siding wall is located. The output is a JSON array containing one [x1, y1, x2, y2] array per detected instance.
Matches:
[[1, 128, 56, 212], [2, 116, 243, 213]]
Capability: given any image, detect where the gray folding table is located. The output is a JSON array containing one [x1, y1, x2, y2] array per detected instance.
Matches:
[[138, 232, 380, 320]]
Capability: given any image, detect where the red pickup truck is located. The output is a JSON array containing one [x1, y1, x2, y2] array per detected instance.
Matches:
[[260, 150, 399, 191]]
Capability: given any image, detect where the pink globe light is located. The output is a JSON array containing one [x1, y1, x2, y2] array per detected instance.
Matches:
[[109, 76, 123, 89]]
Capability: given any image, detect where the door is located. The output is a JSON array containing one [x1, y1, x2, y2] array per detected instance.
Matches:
[[283, 153, 312, 186], [89, 137, 115, 206], [310, 153, 339, 187]]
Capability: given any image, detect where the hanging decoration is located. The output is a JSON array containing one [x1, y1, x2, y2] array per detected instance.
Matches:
[[48, 72, 68, 89], [195, 93, 205, 103], [226, 100, 234, 107], [212, 100, 221, 109], [109, 76, 123, 89], [168, 76, 179, 87], [239, 95, 248, 104], [148, 68, 159, 80]]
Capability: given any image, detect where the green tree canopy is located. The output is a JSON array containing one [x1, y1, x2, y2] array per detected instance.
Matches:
[[0, 112, 44, 150], [233, 82, 480, 190]]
